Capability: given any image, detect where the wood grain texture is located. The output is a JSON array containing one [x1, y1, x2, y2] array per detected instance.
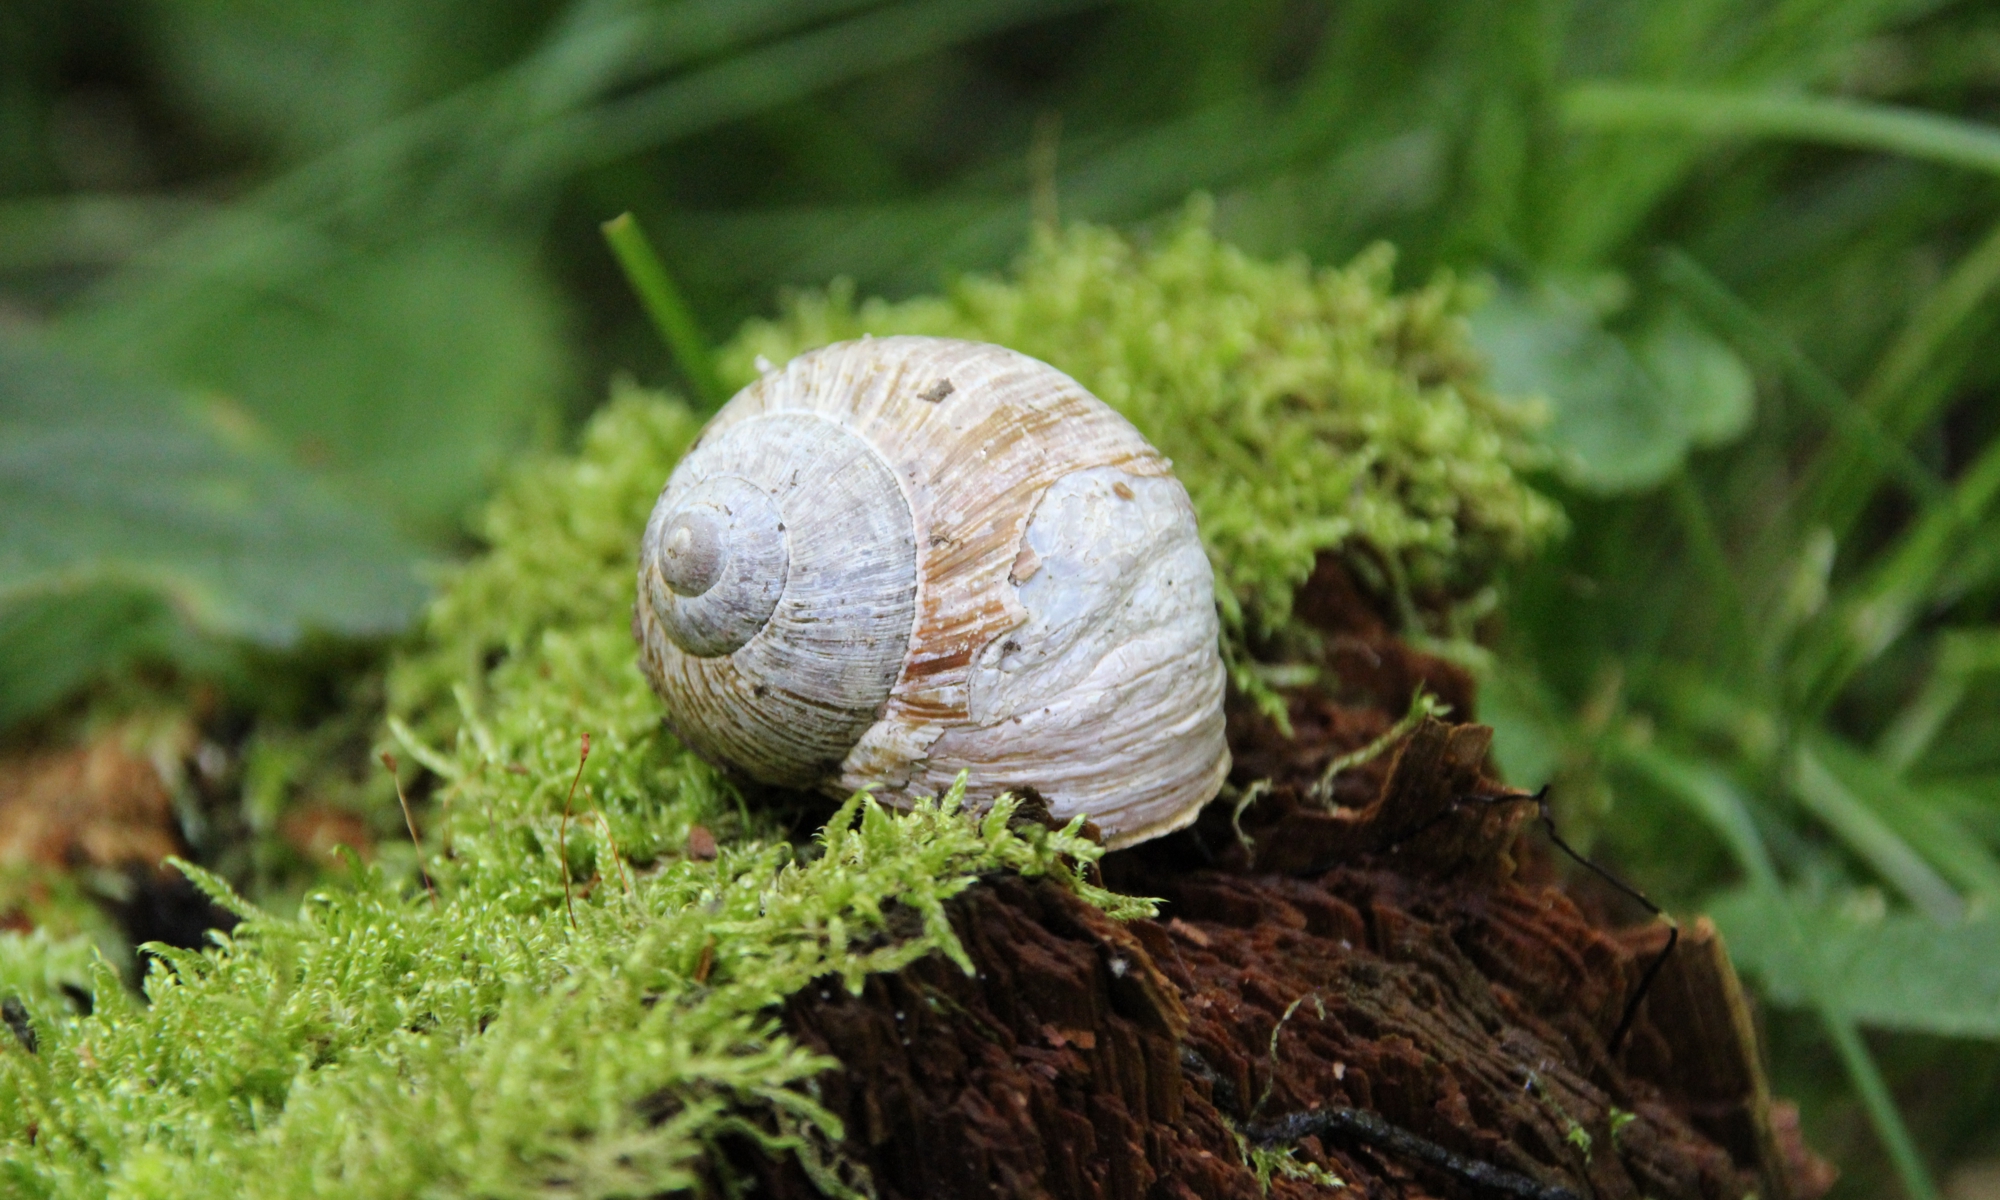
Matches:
[[739, 601, 1834, 1200]]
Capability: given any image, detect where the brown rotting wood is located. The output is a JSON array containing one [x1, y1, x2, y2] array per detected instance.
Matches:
[[745, 553, 1832, 1200]]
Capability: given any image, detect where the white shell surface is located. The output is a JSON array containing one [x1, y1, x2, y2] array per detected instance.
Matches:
[[946, 466, 1227, 846], [639, 411, 917, 787], [643, 475, 788, 657], [635, 336, 1229, 847]]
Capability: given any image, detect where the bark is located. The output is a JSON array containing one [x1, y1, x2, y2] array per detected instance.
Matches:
[[749, 559, 1833, 1200]]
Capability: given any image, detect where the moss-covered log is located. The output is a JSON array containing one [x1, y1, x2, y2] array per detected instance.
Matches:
[[0, 216, 1828, 1199]]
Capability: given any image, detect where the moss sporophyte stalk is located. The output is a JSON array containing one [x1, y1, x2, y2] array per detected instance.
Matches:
[[0, 207, 1555, 1197]]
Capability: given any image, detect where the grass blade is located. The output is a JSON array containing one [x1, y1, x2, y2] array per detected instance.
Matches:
[[1789, 745, 1962, 922], [516, 0, 1110, 182], [602, 213, 727, 407], [1620, 744, 1945, 1199], [1666, 471, 1754, 672], [1821, 1013, 1943, 1200], [519, 0, 900, 117], [1856, 218, 2000, 428], [1656, 248, 1944, 512], [1794, 436, 2000, 708], [1807, 218, 2000, 538], [1565, 84, 2000, 178], [1809, 734, 2000, 903], [227, 0, 907, 225], [1878, 630, 2000, 771], [1613, 740, 1780, 891]]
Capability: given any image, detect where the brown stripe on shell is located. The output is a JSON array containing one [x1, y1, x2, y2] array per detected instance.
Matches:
[[756, 340, 1178, 795]]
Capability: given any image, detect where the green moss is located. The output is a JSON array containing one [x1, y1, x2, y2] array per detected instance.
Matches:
[[0, 372, 1143, 1198], [0, 929, 96, 1017], [386, 379, 708, 745], [1236, 1135, 1347, 1193], [721, 199, 1560, 652], [1, 211, 1554, 1196], [1, 784, 1126, 1197]]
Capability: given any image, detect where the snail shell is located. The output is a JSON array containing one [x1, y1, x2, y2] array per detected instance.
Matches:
[[635, 336, 1228, 848]]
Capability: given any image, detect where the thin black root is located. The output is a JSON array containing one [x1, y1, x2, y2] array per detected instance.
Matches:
[[1239, 1105, 1584, 1200], [1185, 1044, 1584, 1200], [1514, 784, 1678, 1056], [1375, 783, 1680, 1056]]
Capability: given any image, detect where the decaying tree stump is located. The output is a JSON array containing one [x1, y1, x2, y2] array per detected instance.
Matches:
[[751, 560, 1834, 1199]]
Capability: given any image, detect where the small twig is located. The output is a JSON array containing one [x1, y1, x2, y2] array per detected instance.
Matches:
[[380, 752, 437, 906], [558, 733, 592, 930], [574, 735, 633, 899], [439, 789, 454, 860], [1610, 921, 1679, 1053], [1240, 1106, 1583, 1200], [1517, 788, 1680, 1052]]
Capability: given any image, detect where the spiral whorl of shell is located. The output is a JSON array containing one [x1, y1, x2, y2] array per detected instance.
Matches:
[[635, 336, 1229, 848]]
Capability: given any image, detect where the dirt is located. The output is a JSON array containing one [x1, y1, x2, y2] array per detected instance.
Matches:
[[0, 721, 239, 949], [0, 728, 183, 873], [750, 556, 1833, 1200]]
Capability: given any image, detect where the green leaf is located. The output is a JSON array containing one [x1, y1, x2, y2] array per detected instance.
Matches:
[[1635, 305, 1753, 448], [60, 232, 571, 537], [1478, 667, 1565, 789], [1470, 282, 1753, 493], [0, 586, 211, 728], [0, 344, 428, 657], [1708, 886, 2000, 1040]]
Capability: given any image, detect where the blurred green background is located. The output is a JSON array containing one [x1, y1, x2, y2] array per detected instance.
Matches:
[[5, 1, 2000, 1196]]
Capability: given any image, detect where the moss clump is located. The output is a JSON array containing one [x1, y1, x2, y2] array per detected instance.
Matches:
[[1, 766, 1128, 1197], [0, 929, 95, 1015], [721, 199, 1560, 652]]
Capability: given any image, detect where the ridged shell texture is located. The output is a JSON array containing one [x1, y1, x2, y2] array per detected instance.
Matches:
[[635, 336, 1228, 848]]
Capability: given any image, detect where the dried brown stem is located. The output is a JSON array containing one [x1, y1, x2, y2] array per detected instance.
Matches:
[[379, 752, 436, 906], [558, 733, 592, 929]]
